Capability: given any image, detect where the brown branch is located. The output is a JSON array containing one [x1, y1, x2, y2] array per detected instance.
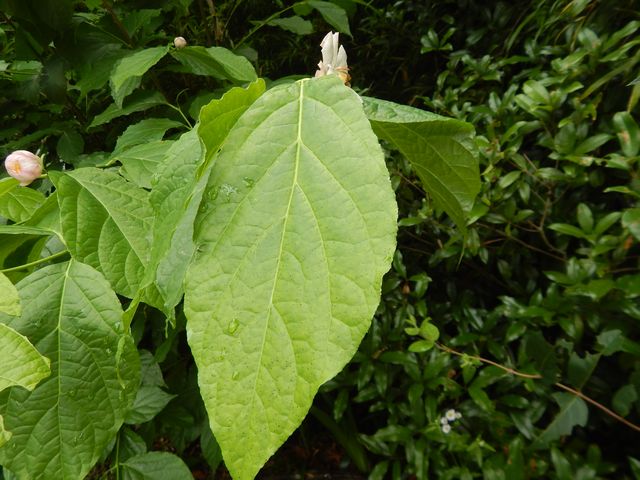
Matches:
[[436, 342, 640, 434]]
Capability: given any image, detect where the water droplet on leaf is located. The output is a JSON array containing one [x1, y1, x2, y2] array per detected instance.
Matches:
[[226, 318, 239, 335]]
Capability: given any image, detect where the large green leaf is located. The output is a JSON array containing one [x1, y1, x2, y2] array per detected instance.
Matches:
[[0, 260, 140, 479], [362, 96, 479, 230], [146, 79, 266, 316], [51, 168, 154, 299], [184, 76, 397, 479]]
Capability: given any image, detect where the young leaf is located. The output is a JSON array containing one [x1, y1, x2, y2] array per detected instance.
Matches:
[[184, 76, 397, 479], [0, 260, 140, 479], [362, 96, 479, 231]]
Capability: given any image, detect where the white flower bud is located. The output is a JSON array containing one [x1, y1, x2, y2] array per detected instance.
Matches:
[[4, 150, 43, 186], [441, 423, 451, 434], [173, 36, 187, 49], [439, 416, 448, 425]]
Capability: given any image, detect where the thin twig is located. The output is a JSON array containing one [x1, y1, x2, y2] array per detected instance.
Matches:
[[0, 251, 69, 273], [436, 342, 640, 434]]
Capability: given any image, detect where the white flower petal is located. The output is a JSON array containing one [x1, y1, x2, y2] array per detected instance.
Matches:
[[336, 45, 348, 68]]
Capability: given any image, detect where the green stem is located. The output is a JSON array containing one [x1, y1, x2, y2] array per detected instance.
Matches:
[[0, 251, 69, 273], [166, 103, 193, 129], [234, 4, 297, 49]]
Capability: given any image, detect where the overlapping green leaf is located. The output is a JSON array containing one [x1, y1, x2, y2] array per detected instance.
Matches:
[[0, 323, 50, 392], [51, 168, 154, 299], [362, 96, 479, 230], [0, 177, 45, 223], [0, 272, 21, 317], [119, 452, 193, 480], [90, 91, 166, 128], [184, 76, 397, 479], [113, 118, 183, 155], [145, 79, 266, 315], [533, 393, 588, 446], [0, 260, 140, 479], [115, 141, 175, 189]]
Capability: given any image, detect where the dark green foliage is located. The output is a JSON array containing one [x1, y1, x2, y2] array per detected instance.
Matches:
[[313, 0, 640, 478]]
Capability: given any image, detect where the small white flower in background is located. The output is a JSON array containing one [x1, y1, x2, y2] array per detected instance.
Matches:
[[4, 150, 43, 186], [315, 31, 350, 85], [439, 408, 462, 433], [173, 36, 187, 49]]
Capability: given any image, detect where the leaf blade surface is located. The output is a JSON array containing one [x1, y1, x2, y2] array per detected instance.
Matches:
[[185, 76, 397, 479], [0, 260, 139, 479]]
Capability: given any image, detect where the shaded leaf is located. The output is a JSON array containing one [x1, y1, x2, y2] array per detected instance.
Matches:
[[362, 96, 479, 231], [268, 16, 313, 35], [307, 0, 351, 36], [119, 451, 192, 480], [113, 118, 184, 155], [171, 46, 257, 82], [124, 386, 176, 424], [90, 91, 166, 128], [110, 46, 169, 106], [534, 393, 588, 446], [115, 141, 175, 189]]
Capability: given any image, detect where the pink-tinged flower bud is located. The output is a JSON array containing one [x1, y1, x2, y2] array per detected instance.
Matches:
[[4, 150, 43, 186], [173, 36, 187, 49]]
